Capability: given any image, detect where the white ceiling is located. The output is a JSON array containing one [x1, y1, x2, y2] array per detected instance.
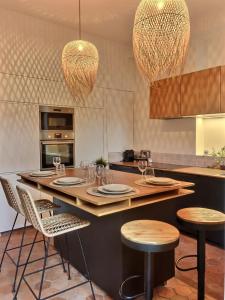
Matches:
[[0, 0, 225, 44]]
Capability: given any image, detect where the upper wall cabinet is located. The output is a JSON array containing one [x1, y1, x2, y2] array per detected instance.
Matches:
[[181, 67, 221, 116], [150, 66, 221, 119], [150, 77, 181, 119], [220, 66, 225, 113]]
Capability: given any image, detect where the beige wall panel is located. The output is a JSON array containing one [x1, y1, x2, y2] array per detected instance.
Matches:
[[106, 90, 134, 153], [0, 73, 39, 103], [0, 102, 40, 173], [75, 108, 104, 164]]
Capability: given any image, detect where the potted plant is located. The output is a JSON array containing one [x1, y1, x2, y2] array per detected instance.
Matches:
[[211, 146, 225, 170], [95, 157, 107, 168]]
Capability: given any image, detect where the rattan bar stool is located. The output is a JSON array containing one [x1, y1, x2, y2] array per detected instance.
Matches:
[[119, 220, 180, 300], [0, 176, 60, 292], [176, 207, 225, 300], [14, 185, 96, 300]]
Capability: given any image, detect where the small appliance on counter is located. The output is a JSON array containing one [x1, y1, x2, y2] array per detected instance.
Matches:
[[123, 150, 135, 162], [122, 149, 152, 163], [134, 150, 151, 161]]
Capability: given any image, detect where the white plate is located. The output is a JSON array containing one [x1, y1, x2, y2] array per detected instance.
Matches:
[[53, 177, 85, 186], [102, 184, 131, 192], [30, 171, 55, 177], [57, 177, 82, 184], [146, 177, 176, 186], [98, 186, 134, 194]]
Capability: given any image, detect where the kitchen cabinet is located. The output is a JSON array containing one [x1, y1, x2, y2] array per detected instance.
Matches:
[[150, 66, 221, 119], [220, 66, 225, 112], [181, 67, 221, 116], [150, 77, 181, 119]]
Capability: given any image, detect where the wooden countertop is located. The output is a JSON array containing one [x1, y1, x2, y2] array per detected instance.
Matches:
[[111, 162, 225, 179], [18, 168, 194, 217], [173, 167, 225, 179]]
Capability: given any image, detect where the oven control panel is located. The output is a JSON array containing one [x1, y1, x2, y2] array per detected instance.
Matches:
[[40, 131, 74, 141]]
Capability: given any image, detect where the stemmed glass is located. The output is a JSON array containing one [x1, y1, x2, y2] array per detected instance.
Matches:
[[138, 160, 147, 178], [53, 157, 61, 174]]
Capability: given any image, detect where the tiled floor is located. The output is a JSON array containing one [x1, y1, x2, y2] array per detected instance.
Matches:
[[0, 228, 224, 300]]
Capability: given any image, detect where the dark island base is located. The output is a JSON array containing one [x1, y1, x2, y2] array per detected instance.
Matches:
[[54, 195, 191, 299], [110, 163, 225, 249]]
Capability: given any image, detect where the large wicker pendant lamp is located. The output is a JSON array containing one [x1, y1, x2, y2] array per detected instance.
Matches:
[[62, 0, 99, 100], [133, 0, 190, 83]]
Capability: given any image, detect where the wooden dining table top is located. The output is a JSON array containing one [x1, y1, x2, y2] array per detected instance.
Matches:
[[18, 168, 194, 207]]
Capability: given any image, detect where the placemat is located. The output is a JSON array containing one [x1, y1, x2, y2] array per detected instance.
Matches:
[[50, 181, 92, 188], [134, 179, 180, 188], [86, 187, 139, 198]]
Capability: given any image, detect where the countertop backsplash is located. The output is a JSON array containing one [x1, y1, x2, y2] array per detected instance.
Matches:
[[108, 151, 216, 168]]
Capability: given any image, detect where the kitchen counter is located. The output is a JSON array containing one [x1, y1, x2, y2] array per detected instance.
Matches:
[[111, 161, 188, 171], [173, 166, 225, 179], [110, 162, 225, 249], [110, 162, 225, 179]]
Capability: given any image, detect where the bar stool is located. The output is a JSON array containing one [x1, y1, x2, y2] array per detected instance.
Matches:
[[0, 176, 60, 292], [176, 207, 225, 300], [119, 220, 180, 300], [14, 185, 96, 300]]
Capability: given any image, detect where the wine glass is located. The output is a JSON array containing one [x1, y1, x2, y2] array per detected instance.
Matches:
[[138, 160, 147, 178], [144, 167, 155, 182], [95, 164, 105, 186], [53, 157, 61, 173]]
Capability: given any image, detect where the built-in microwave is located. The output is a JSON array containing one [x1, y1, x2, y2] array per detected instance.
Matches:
[[40, 106, 74, 131]]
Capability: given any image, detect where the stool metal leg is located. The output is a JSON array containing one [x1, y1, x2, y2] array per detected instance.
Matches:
[[13, 230, 39, 300], [12, 219, 27, 292], [77, 230, 96, 300], [145, 252, 154, 300], [38, 236, 50, 300], [0, 212, 18, 271], [197, 230, 206, 300], [65, 233, 71, 280]]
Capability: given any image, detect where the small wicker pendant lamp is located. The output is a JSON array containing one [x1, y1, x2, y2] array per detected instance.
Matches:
[[133, 0, 190, 83], [62, 0, 99, 100]]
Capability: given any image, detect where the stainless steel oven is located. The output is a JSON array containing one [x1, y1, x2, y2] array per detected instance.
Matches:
[[40, 140, 74, 169], [39, 106, 75, 169]]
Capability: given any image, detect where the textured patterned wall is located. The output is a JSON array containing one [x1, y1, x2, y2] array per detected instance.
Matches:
[[0, 7, 135, 172], [0, 8, 135, 231], [133, 74, 196, 155]]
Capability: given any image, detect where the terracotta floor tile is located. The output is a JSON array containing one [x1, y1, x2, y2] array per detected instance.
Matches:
[[0, 230, 224, 300]]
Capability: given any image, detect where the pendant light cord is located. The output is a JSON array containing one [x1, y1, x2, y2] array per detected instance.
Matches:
[[78, 0, 81, 39]]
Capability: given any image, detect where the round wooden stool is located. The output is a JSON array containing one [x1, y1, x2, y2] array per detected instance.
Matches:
[[119, 220, 180, 300], [176, 207, 225, 300]]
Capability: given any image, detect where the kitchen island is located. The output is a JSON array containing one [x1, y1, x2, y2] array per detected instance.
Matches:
[[19, 169, 194, 299]]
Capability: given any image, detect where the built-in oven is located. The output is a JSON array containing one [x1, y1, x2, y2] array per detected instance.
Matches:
[[39, 106, 75, 169], [41, 140, 74, 169]]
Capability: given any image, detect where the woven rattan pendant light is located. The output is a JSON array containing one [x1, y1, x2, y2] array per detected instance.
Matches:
[[133, 0, 190, 83], [62, 0, 99, 100]]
